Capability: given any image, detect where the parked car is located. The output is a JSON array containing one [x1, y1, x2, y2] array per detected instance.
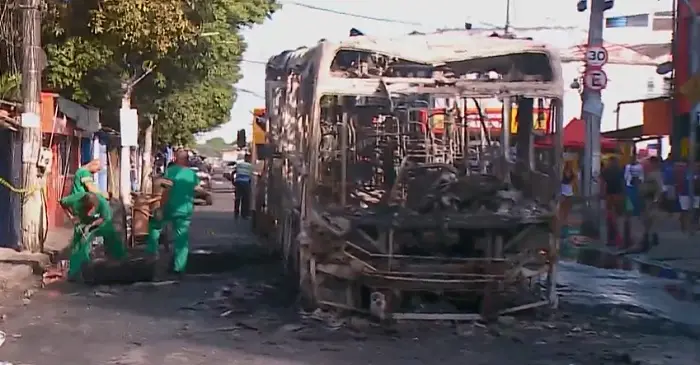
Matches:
[[190, 164, 213, 205], [222, 161, 237, 181]]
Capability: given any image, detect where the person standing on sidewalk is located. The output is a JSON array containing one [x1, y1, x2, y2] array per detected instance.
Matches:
[[676, 159, 700, 232], [60, 192, 126, 281], [661, 157, 677, 214], [601, 156, 624, 246], [623, 158, 645, 247], [558, 162, 577, 233], [146, 150, 206, 276], [232, 154, 253, 219], [72, 159, 109, 199], [640, 156, 664, 251]]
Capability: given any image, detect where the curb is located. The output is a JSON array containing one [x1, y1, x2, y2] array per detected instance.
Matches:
[[0, 263, 37, 293], [560, 233, 698, 283]]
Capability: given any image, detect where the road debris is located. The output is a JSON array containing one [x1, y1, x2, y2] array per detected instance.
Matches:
[[93, 286, 118, 298], [130, 280, 179, 288], [300, 308, 347, 330]]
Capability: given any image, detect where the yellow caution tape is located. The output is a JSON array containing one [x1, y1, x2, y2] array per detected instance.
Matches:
[[0, 176, 43, 194]]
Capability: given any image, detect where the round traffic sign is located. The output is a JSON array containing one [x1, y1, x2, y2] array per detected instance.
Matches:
[[585, 46, 608, 67], [585, 69, 608, 90]]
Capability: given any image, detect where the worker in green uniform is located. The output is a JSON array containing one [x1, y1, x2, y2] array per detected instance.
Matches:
[[60, 191, 127, 280], [146, 149, 207, 275], [72, 159, 109, 199]]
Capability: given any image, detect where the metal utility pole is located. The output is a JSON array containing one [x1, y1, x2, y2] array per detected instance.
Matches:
[[504, 0, 511, 34], [681, 0, 700, 231], [580, 0, 609, 238], [19, 0, 43, 252]]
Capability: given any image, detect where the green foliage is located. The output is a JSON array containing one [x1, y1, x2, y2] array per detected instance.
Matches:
[[153, 80, 236, 145], [39, 0, 279, 144], [0, 73, 21, 101], [203, 137, 230, 149]]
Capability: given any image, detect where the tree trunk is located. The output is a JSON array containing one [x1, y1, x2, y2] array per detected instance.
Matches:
[[140, 117, 154, 194]]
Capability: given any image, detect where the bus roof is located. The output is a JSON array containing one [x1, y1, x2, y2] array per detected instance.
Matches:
[[266, 30, 561, 74]]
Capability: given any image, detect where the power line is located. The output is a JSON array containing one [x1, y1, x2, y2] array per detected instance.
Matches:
[[281, 1, 424, 25], [240, 59, 267, 65], [236, 87, 265, 99], [282, 1, 503, 30]]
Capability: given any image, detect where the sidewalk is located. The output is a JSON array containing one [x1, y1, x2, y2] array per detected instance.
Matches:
[[0, 227, 72, 294], [563, 203, 700, 278]]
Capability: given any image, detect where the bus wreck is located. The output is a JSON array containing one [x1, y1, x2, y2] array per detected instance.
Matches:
[[254, 31, 564, 322]]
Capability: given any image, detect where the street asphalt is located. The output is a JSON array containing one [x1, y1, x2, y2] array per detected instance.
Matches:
[[0, 176, 696, 365]]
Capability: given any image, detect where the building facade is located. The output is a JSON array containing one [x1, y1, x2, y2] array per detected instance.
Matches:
[[601, 0, 674, 44]]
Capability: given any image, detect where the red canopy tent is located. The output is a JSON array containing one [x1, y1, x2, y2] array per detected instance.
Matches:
[[536, 118, 617, 150]]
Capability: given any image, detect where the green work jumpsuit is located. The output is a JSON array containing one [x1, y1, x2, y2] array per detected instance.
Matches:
[[61, 192, 127, 279], [72, 167, 93, 194], [145, 164, 199, 273]]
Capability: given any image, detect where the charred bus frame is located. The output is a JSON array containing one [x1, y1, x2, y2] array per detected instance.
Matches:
[[254, 31, 565, 321]]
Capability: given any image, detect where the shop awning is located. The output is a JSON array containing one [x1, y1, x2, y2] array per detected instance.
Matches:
[[536, 118, 618, 150]]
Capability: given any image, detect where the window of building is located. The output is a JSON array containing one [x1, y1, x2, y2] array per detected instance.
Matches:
[[605, 14, 649, 28], [654, 11, 674, 17], [652, 17, 674, 31], [652, 10, 674, 31]]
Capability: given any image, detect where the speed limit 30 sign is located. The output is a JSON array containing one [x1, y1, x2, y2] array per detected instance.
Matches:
[[585, 46, 608, 67]]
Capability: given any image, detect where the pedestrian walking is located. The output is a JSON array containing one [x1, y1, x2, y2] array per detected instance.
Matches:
[[233, 154, 253, 219]]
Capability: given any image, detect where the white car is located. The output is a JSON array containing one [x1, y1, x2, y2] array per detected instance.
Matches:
[[222, 161, 237, 181], [190, 165, 213, 205]]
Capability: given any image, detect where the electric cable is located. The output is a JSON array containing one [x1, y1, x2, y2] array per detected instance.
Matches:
[[281, 1, 423, 25], [281, 1, 504, 29]]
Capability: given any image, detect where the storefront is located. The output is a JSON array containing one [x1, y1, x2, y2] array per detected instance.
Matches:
[[0, 101, 21, 248], [672, 0, 700, 159]]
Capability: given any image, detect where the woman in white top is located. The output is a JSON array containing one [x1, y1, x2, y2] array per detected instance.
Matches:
[[559, 162, 577, 228]]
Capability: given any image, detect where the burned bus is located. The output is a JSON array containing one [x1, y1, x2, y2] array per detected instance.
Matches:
[[254, 31, 565, 321]]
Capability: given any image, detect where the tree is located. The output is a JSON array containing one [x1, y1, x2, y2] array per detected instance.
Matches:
[[42, 0, 196, 103], [40, 0, 278, 143], [203, 137, 230, 150]]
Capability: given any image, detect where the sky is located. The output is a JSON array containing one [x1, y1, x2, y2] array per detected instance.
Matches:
[[196, 0, 598, 144]]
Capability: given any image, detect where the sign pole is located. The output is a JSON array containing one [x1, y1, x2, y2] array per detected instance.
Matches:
[[685, 0, 700, 232], [581, 0, 606, 238], [678, 0, 700, 233]]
